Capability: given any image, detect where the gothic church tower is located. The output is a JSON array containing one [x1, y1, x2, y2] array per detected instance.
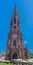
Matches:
[[5, 6, 26, 60]]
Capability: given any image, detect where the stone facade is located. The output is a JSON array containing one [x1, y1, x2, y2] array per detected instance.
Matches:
[[5, 6, 30, 60]]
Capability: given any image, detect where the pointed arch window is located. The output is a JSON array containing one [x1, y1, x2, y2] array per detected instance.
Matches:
[[13, 40, 16, 46], [14, 18, 16, 24]]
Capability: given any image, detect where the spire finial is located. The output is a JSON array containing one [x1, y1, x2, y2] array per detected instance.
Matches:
[[15, 4, 16, 9], [14, 5, 18, 16]]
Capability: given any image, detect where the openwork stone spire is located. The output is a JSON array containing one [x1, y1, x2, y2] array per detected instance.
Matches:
[[14, 5, 18, 16]]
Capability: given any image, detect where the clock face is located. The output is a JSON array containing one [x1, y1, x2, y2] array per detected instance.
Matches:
[[12, 34, 17, 38]]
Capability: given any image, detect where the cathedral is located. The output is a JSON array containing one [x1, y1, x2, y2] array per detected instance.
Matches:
[[5, 6, 30, 60]]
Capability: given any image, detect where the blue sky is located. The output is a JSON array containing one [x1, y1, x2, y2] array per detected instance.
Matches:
[[0, 0, 33, 53]]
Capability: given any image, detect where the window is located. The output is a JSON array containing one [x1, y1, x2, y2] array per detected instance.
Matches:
[[13, 40, 16, 46], [14, 18, 16, 24], [14, 26, 16, 28]]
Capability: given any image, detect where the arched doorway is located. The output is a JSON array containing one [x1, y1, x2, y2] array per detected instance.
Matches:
[[12, 53, 17, 59]]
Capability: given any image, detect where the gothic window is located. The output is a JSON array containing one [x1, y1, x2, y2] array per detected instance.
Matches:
[[14, 18, 16, 24], [13, 40, 16, 46], [14, 26, 16, 28]]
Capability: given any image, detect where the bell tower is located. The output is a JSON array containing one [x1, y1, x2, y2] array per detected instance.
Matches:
[[5, 5, 25, 60]]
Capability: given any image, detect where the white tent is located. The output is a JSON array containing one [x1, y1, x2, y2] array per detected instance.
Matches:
[[0, 59, 33, 63], [13, 59, 26, 63]]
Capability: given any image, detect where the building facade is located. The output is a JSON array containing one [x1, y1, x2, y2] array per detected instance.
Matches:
[[5, 6, 30, 60]]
